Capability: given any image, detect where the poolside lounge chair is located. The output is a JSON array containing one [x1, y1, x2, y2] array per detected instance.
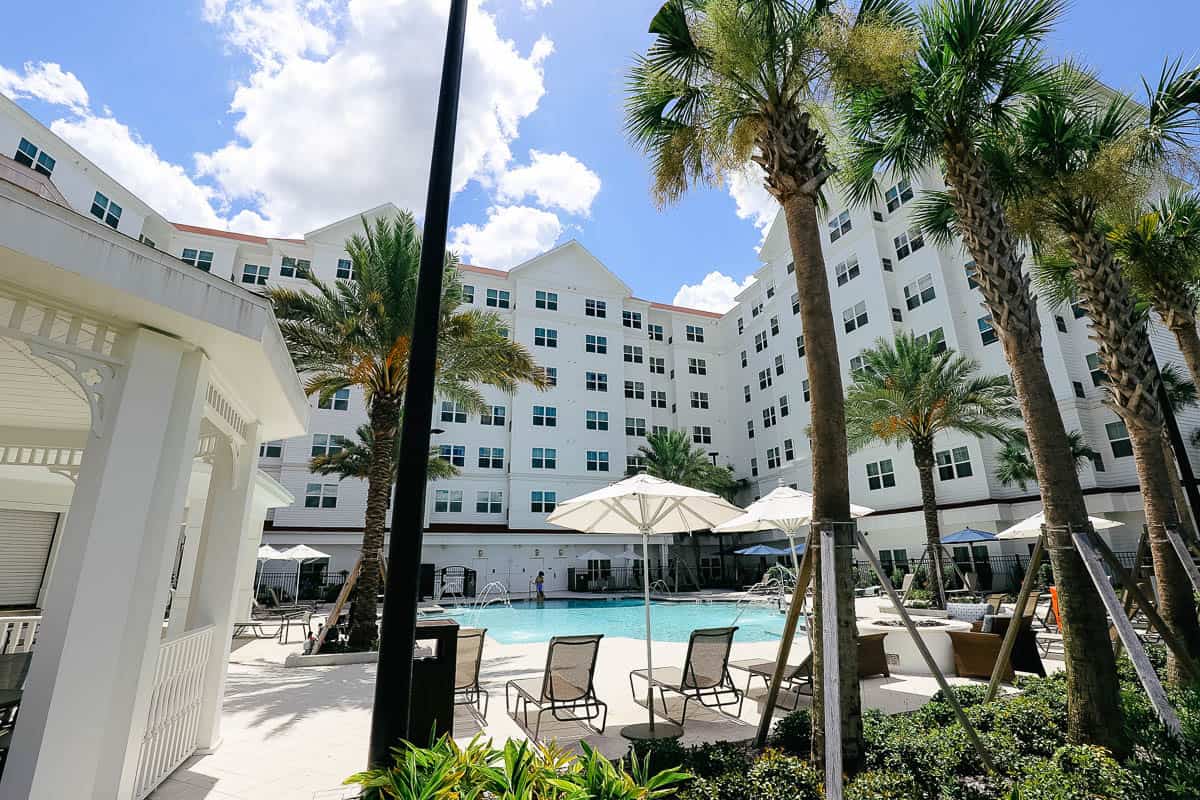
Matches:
[[454, 628, 489, 719], [733, 633, 890, 712], [505, 634, 607, 739], [629, 627, 743, 724], [945, 571, 980, 600], [949, 616, 1046, 680]]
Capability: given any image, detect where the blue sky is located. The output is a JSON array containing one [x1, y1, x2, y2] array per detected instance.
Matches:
[[1, 0, 1198, 311]]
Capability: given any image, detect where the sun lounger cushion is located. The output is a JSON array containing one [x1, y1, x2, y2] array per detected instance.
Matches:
[[946, 602, 990, 624]]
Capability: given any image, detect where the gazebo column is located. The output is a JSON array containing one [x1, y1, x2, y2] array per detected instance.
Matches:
[[3, 330, 209, 800], [186, 423, 261, 750]]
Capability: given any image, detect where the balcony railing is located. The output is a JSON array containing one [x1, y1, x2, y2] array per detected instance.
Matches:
[[0, 615, 40, 654]]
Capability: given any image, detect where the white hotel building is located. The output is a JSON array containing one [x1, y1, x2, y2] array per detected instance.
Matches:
[[3, 92, 1195, 605]]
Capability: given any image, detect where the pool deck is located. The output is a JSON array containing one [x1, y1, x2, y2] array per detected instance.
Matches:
[[149, 595, 1060, 800]]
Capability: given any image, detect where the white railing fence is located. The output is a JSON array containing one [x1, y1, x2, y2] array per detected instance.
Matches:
[[0, 615, 41, 653], [133, 624, 214, 800]]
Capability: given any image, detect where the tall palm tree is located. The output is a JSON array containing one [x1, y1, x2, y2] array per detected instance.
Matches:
[[838, 0, 1126, 748], [995, 430, 1095, 492], [310, 423, 458, 481], [625, 0, 917, 768], [268, 212, 545, 648], [846, 334, 1019, 607]]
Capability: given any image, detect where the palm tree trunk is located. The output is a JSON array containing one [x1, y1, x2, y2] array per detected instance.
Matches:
[[1167, 314, 1200, 391], [941, 141, 1124, 753], [781, 191, 861, 771], [1162, 433, 1197, 542], [348, 396, 400, 649], [913, 443, 946, 608]]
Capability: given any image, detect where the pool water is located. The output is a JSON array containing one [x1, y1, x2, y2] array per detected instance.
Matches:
[[431, 598, 794, 644]]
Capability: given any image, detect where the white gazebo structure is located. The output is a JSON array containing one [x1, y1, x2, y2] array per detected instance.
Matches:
[[0, 175, 308, 797]]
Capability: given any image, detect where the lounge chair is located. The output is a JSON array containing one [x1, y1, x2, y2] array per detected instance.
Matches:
[[984, 593, 1007, 614], [629, 627, 743, 724], [454, 628, 489, 718], [505, 634, 607, 739], [945, 571, 980, 600], [948, 616, 1046, 680], [734, 633, 890, 712]]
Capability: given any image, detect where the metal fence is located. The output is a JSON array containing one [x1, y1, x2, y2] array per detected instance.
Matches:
[[854, 550, 1150, 594], [255, 569, 347, 604]]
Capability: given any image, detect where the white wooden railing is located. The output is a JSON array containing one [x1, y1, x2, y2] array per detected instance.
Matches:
[[133, 624, 214, 799], [0, 615, 40, 653]]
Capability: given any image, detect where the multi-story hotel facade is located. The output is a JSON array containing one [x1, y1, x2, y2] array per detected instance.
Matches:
[[4, 92, 1195, 599]]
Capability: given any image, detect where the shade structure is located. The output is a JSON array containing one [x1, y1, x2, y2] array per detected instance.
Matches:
[[276, 544, 330, 600], [548, 474, 743, 737], [941, 528, 998, 545], [735, 544, 789, 556], [257, 544, 287, 560], [714, 486, 872, 574], [998, 511, 1122, 540], [575, 549, 615, 562]]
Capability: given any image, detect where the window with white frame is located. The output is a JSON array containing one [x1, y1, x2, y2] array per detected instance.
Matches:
[[624, 345, 644, 363], [1086, 353, 1107, 386], [828, 210, 852, 242], [181, 248, 214, 271], [754, 331, 768, 352], [884, 178, 914, 212], [542, 366, 557, 386], [978, 316, 999, 346], [586, 450, 610, 471], [434, 489, 463, 513], [481, 405, 506, 426], [625, 380, 645, 399], [462, 285, 475, 304], [693, 426, 712, 444], [648, 323, 664, 341], [964, 261, 979, 290], [796, 335, 805, 357], [475, 490, 504, 514], [784, 438, 795, 460], [649, 356, 665, 374], [310, 434, 346, 457], [241, 264, 269, 285], [779, 394, 790, 417], [746, 419, 755, 439], [849, 354, 867, 376], [752, 302, 763, 317], [1090, 451, 1106, 472], [903, 274, 936, 310], [762, 406, 777, 428], [486, 288, 511, 308], [843, 301, 869, 332], [686, 324, 705, 342], [894, 228, 925, 260], [626, 456, 647, 473], [535, 290, 558, 310], [586, 410, 609, 430], [690, 391, 709, 409], [766, 283, 776, 299], [740, 350, 748, 368], [936, 446, 973, 480], [318, 388, 351, 411], [534, 327, 557, 347], [531, 447, 557, 469], [1106, 420, 1133, 457], [737, 317, 745, 334], [767, 447, 781, 469], [585, 298, 606, 317], [305, 482, 339, 508], [438, 444, 466, 466], [336, 258, 356, 280], [802, 379, 811, 401], [15, 137, 55, 176], [791, 292, 800, 315], [623, 310, 643, 329], [586, 334, 608, 354], [478, 447, 505, 469], [758, 368, 773, 390], [1072, 300, 1087, 319], [584, 371, 608, 392], [769, 315, 780, 336], [915, 327, 946, 354], [835, 256, 861, 286], [750, 457, 759, 477], [532, 405, 557, 426], [531, 490, 557, 512], [774, 354, 785, 375], [440, 401, 468, 423], [743, 385, 752, 403], [90, 191, 122, 228], [688, 357, 707, 375], [652, 425, 668, 436], [651, 390, 667, 408], [866, 459, 896, 490], [625, 417, 647, 436], [259, 440, 283, 458], [279, 256, 310, 278]]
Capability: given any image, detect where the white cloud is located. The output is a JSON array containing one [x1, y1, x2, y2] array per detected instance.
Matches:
[[497, 150, 600, 215], [0, 62, 89, 112], [451, 205, 562, 268], [520, 0, 552, 10], [203, 0, 339, 70], [672, 270, 756, 314], [726, 164, 779, 243]]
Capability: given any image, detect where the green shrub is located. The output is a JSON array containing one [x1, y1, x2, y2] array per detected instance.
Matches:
[[681, 751, 820, 800], [684, 740, 755, 779], [768, 708, 812, 755], [846, 770, 919, 800], [627, 736, 687, 771], [1012, 744, 1137, 800]]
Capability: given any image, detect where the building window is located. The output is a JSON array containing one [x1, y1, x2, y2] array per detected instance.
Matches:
[[535, 290, 558, 310], [754, 331, 768, 352], [779, 395, 790, 417], [866, 459, 896, 490], [440, 401, 468, 423], [625, 417, 647, 436], [1073, 381, 1086, 399], [462, 285, 475, 304], [752, 302, 763, 318], [648, 323, 664, 341], [259, 440, 283, 458], [586, 334, 608, 354], [964, 261, 979, 290], [936, 446, 973, 480], [305, 483, 339, 508], [623, 310, 643, 329], [784, 438, 795, 461], [737, 317, 745, 334], [331, 258, 354, 280], [762, 406, 777, 428], [795, 335, 805, 358], [686, 324, 705, 343], [828, 210, 852, 242], [688, 357, 707, 375], [434, 489, 463, 513], [584, 371, 608, 392], [542, 366, 557, 386], [791, 292, 801, 316], [279, 256, 311, 279], [649, 356, 666, 374], [485, 288, 511, 308], [903, 274, 936, 310], [740, 350, 748, 368], [894, 228, 925, 260], [586, 450, 610, 471], [884, 178, 914, 212], [787, 261, 795, 274], [478, 447, 505, 469], [849, 355, 867, 376], [978, 316, 998, 346], [1106, 421, 1133, 458], [531, 447, 557, 469], [1086, 353, 1107, 387], [881, 257, 894, 272], [774, 354, 785, 376], [624, 345, 644, 363], [916, 327, 947, 354], [743, 385, 752, 403], [88, 191, 122, 229], [690, 391, 710, 409], [241, 264, 269, 285], [586, 410, 609, 431], [1072, 300, 1087, 319], [747, 420, 755, 440], [835, 256, 861, 286], [750, 457, 759, 477], [769, 315, 780, 337], [585, 298, 607, 317], [475, 491, 504, 514], [766, 283, 776, 299], [1055, 315, 1068, 333], [310, 433, 346, 457], [652, 425, 668, 437], [534, 327, 557, 348], [767, 447, 781, 469], [843, 301, 869, 333], [317, 388, 351, 411], [138, 234, 156, 249], [181, 248, 214, 272], [1090, 452, 1106, 473], [531, 490, 557, 512], [481, 405, 506, 426], [625, 380, 645, 399], [758, 368, 773, 390], [650, 390, 667, 408], [532, 405, 557, 427], [693, 426, 712, 444], [438, 444, 466, 467], [15, 137, 56, 176], [802, 379, 811, 402]]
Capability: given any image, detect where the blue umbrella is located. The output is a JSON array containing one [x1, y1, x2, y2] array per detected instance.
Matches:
[[941, 528, 998, 544], [735, 544, 788, 556]]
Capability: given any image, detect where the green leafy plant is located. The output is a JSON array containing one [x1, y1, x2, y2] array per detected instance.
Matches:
[[768, 708, 812, 756]]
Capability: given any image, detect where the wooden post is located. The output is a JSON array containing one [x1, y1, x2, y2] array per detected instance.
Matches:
[[856, 530, 997, 773], [1163, 526, 1200, 593], [985, 535, 1044, 702], [1070, 529, 1182, 734], [819, 524, 843, 800], [312, 551, 387, 655], [1112, 529, 1148, 659], [754, 531, 815, 747]]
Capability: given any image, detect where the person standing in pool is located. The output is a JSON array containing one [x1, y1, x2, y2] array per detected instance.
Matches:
[[535, 571, 545, 604]]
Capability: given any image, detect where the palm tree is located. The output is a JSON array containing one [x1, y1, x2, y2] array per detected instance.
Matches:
[[625, 0, 917, 767], [268, 212, 545, 649], [995, 430, 1095, 492], [845, 334, 1018, 607], [838, 0, 1125, 748], [310, 423, 458, 481]]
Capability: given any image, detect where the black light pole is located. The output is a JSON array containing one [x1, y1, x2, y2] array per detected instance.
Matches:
[[368, 0, 468, 767]]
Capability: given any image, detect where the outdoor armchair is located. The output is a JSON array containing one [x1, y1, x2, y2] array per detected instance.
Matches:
[[949, 616, 1046, 680], [629, 626, 743, 724], [454, 628, 489, 719], [505, 634, 607, 739]]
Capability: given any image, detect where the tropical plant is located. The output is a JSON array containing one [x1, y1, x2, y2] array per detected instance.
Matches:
[[838, 0, 1125, 750], [310, 423, 458, 482], [268, 212, 545, 649], [625, 0, 919, 767], [995, 430, 1096, 492], [845, 334, 1019, 606]]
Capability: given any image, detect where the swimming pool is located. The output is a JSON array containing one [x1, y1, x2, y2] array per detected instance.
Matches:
[[431, 598, 794, 644]]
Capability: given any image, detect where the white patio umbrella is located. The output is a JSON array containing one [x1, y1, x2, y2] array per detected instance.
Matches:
[[575, 549, 615, 562], [278, 544, 330, 601], [998, 511, 1121, 540], [548, 474, 743, 738], [714, 486, 873, 576]]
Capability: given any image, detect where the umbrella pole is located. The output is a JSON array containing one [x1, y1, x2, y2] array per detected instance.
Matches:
[[642, 528, 656, 732], [787, 531, 801, 580]]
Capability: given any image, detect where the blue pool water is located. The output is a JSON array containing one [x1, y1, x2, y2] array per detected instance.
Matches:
[[430, 599, 791, 644]]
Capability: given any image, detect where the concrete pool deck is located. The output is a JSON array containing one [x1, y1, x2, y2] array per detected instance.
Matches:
[[148, 596, 1061, 799]]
